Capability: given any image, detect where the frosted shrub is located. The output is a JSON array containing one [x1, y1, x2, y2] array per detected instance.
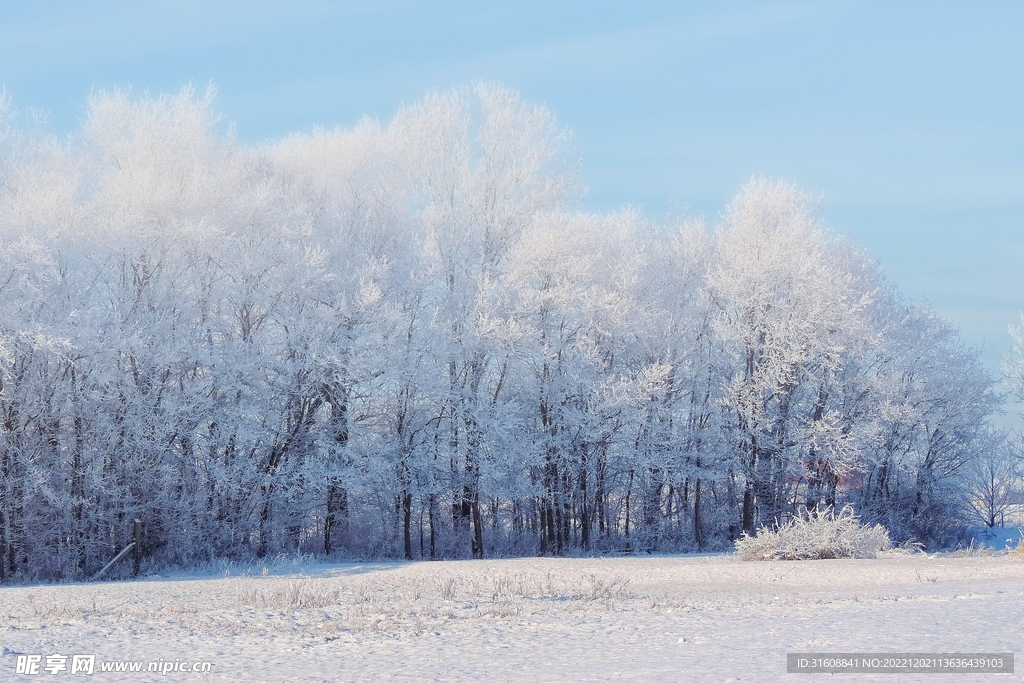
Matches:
[[734, 506, 891, 560]]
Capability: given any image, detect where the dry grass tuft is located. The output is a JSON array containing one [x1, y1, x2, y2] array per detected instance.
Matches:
[[577, 573, 630, 600], [236, 579, 338, 609], [880, 539, 927, 557], [436, 576, 458, 601], [948, 540, 998, 558]]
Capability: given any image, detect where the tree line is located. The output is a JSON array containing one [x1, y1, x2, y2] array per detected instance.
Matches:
[[0, 84, 1004, 582]]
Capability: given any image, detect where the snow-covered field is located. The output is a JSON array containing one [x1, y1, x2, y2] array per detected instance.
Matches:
[[2, 552, 1022, 682]]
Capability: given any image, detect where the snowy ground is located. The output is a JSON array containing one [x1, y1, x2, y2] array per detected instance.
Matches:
[[2, 552, 1023, 682]]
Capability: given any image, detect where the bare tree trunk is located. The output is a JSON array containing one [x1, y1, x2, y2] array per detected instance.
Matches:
[[693, 477, 703, 550], [741, 484, 755, 535], [624, 469, 634, 540], [402, 491, 413, 560], [428, 493, 437, 560], [579, 445, 590, 550], [323, 484, 347, 555]]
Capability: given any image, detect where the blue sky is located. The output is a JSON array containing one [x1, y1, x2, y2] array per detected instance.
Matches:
[[2, 0, 1022, 374]]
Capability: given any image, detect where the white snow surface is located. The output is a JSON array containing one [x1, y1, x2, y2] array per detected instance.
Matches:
[[2, 553, 1022, 682]]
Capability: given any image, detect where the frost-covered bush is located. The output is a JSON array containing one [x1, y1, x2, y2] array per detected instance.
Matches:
[[734, 506, 892, 560]]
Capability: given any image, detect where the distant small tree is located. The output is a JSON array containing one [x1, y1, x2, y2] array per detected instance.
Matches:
[[966, 435, 1022, 528]]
